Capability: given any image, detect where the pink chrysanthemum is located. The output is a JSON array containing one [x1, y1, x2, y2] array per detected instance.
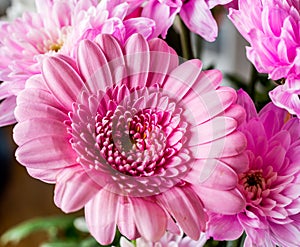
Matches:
[[229, 0, 300, 117], [207, 90, 300, 247], [111, 0, 233, 41], [13, 34, 247, 244], [0, 0, 155, 127]]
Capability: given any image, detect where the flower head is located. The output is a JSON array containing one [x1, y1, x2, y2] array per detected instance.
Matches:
[[229, 0, 300, 117], [0, 0, 155, 126], [13, 34, 246, 245], [207, 90, 300, 247], [112, 0, 233, 41]]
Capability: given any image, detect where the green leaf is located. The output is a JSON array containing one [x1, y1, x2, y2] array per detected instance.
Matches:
[[1, 215, 76, 245]]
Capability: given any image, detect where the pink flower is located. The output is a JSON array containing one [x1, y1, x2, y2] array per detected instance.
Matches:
[[229, 0, 300, 117], [111, 0, 233, 41], [13, 34, 246, 244], [207, 90, 300, 247], [0, 0, 155, 127], [269, 75, 300, 118], [229, 0, 300, 80], [120, 229, 207, 247]]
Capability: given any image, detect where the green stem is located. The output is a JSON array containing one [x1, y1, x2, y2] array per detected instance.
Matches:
[[178, 17, 194, 60]]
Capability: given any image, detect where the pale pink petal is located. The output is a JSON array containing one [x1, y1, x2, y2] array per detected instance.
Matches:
[[13, 118, 68, 145], [237, 89, 258, 121], [124, 17, 155, 40], [130, 197, 167, 242], [15, 136, 76, 169], [142, 0, 180, 38], [180, 0, 217, 42], [42, 56, 85, 110], [192, 69, 222, 95], [85, 188, 118, 245], [77, 39, 113, 93], [117, 197, 139, 240], [185, 159, 238, 190], [147, 38, 178, 86], [124, 33, 150, 88], [194, 187, 246, 214], [207, 214, 243, 240], [54, 165, 100, 213], [0, 96, 16, 127], [182, 87, 238, 124], [189, 116, 237, 145], [190, 131, 247, 159], [26, 167, 60, 184], [162, 60, 202, 99], [156, 186, 206, 240]]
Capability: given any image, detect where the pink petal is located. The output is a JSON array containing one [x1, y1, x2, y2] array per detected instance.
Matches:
[[15, 135, 76, 169], [85, 188, 119, 245], [124, 33, 150, 88], [77, 39, 113, 93], [117, 197, 138, 240], [189, 116, 237, 145], [270, 223, 300, 246], [156, 186, 206, 240], [16, 88, 64, 113], [0, 96, 16, 127], [207, 214, 243, 240], [221, 152, 249, 173], [182, 87, 238, 125], [237, 89, 258, 121], [190, 131, 247, 159], [42, 56, 84, 110], [54, 165, 100, 213], [130, 197, 167, 242], [162, 59, 203, 100], [194, 187, 246, 214], [26, 167, 60, 184], [180, 0, 217, 42], [124, 17, 155, 41], [15, 102, 67, 123], [142, 0, 179, 38], [13, 118, 67, 145], [184, 159, 238, 190], [192, 69, 222, 95], [147, 38, 178, 86]]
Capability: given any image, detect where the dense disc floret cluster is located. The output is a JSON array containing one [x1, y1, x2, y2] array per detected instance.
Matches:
[[13, 34, 247, 245]]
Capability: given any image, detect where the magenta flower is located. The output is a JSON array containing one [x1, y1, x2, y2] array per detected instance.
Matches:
[[229, 0, 300, 117], [207, 90, 300, 246], [0, 0, 155, 127], [113, 0, 233, 41], [13, 34, 246, 244]]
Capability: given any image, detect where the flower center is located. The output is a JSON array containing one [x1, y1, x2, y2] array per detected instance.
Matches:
[[239, 169, 265, 200], [95, 107, 177, 177], [49, 42, 63, 52]]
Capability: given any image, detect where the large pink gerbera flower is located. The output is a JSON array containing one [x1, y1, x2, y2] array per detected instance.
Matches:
[[109, 0, 233, 41], [229, 0, 300, 117], [0, 0, 155, 127], [207, 90, 300, 247], [13, 34, 247, 244]]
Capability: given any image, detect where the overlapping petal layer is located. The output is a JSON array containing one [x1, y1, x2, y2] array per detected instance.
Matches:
[[14, 34, 246, 244]]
